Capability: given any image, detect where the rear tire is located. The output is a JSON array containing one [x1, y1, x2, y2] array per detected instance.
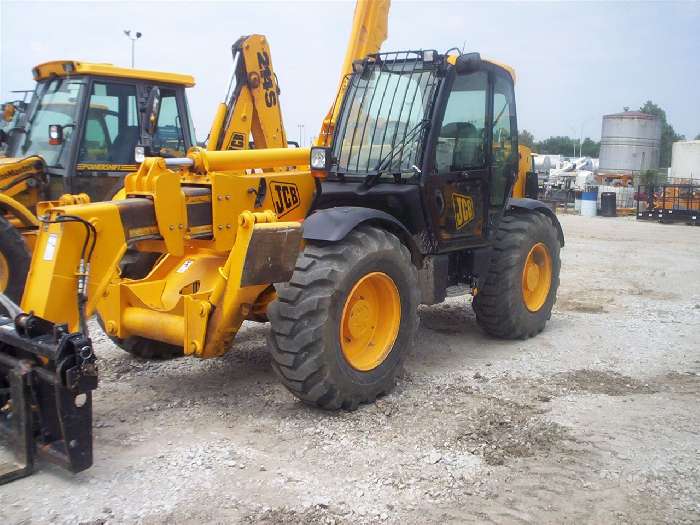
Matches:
[[268, 225, 419, 410], [96, 250, 182, 360], [472, 211, 561, 339], [114, 337, 183, 360], [0, 216, 30, 308], [97, 316, 183, 360]]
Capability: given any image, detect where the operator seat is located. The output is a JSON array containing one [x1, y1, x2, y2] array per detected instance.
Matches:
[[108, 126, 139, 163], [440, 122, 482, 168]]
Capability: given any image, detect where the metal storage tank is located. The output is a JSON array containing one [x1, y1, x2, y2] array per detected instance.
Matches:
[[670, 140, 700, 182], [598, 111, 661, 173]]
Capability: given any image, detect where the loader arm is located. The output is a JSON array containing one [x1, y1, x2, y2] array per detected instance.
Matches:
[[0, 155, 46, 227], [316, 0, 391, 146]]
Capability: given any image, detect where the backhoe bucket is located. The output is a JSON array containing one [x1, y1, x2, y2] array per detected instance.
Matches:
[[0, 313, 97, 484]]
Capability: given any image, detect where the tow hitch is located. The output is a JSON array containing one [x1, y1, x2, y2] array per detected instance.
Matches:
[[0, 312, 97, 484]]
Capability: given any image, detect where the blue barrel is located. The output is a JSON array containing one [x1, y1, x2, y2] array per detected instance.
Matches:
[[581, 191, 597, 217]]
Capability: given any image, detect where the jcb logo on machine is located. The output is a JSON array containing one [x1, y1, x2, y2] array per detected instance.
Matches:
[[453, 193, 475, 230], [257, 51, 277, 108], [228, 132, 245, 150], [270, 181, 300, 217]]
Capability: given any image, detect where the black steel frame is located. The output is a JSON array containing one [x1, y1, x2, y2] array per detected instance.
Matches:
[[636, 183, 700, 225]]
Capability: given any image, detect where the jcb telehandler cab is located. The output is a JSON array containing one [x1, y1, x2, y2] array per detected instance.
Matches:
[[274, 50, 563, 401], [0, 61, 196, 305]]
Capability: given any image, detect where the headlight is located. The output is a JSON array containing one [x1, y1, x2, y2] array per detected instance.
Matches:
[[134, 145, 145, 163], [310, 147, 329, 170], [422, 50, 436, 63]]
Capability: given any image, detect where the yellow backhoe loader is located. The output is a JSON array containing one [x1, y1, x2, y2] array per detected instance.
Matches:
[[0, 34, 287, 309], [0, 61, 196, 307], [0, 0, 561, 483]]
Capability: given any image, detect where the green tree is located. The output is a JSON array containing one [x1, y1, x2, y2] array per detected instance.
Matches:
[[695, 133, 700, 140], [533, 136, 600, 157], [535, 136, 577, 156], [518, 129, 535, 148], [638, 101, 685, 168], [579, 138, 600, 157]]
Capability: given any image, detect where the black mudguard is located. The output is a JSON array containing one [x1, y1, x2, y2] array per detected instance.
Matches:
[[509, 197, 565, 247], [303, 206, 410, 242]]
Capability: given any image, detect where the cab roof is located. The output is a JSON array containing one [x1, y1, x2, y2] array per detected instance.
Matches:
[[32, 61, 195, 87], [446, 53, 516, 83]]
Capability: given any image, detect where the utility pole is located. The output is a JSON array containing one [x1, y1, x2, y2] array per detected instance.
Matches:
[[123, 30, 142, 68], [298, 124, 305, 146]]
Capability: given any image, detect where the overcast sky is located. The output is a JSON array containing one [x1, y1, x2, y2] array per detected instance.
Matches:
[[1, 0, 698, 144]]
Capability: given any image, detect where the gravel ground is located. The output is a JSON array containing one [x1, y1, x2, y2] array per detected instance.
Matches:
[[1, 214, 699, 524]]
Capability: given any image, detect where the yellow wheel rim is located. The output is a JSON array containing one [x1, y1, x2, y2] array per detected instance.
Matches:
[[521, 242, 552, 312], [340, 271, 401, 372], [0, 252, 8, 293]]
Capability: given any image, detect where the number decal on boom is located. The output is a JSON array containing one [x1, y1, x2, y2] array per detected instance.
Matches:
[[270, 181, 300, 217], [453, 193, 474, 230], [257, 51, 277, 108]]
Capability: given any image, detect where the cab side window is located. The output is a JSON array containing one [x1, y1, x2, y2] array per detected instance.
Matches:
[[78, 82, 139, 164], [80, 116, 108, 161], [435, 71, 488, 173], [490, 75, 517, 206], [153, 90, 185, 157]]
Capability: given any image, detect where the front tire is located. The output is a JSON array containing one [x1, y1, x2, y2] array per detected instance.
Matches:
[[0, 216, 31, 308], [268, 225, 419, 410], [473, 211, 561, 339]]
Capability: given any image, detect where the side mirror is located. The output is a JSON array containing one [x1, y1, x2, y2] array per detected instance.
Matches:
[[144, 87, 161, 136], [455, 52, 482, 75], [48, 124, 64, 145]]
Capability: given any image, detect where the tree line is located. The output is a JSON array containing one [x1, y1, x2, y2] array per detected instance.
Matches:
[[519, 101, 695, 167]]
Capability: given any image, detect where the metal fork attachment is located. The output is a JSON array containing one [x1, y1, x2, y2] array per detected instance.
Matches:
[[0, 313, 97, 484]]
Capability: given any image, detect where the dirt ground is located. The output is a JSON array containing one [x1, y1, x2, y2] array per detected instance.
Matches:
[[1, 214, 699, 524]]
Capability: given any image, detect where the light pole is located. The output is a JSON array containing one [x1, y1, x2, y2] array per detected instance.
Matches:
[[578, 117, 595, 158], [569, 126, 578, 157], [297, 124, 305, 146], [123, 30, 142, 68]]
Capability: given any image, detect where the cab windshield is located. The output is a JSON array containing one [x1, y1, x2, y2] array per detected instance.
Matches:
[[14, 78, 86, 167], [332, 52, 440, 180]]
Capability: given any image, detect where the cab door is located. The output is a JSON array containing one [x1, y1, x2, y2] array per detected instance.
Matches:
[[423, 65, 518, 251], [71, 80, 193, 201], [424, 69, 491, 249], [149, 86, 192, 158], [72, 79, 141, 200]]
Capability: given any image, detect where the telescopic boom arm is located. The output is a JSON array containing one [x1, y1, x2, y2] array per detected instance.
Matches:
[[316, 0, 390, 146]]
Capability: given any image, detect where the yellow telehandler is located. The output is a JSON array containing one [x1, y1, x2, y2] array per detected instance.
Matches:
[[0, 0, 561, 483]]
